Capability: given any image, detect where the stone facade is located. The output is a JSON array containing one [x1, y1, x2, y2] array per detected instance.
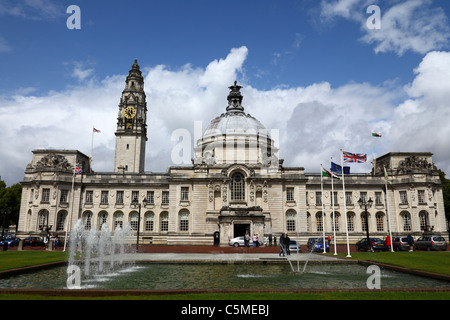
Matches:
[[16, 61, 448, 246]]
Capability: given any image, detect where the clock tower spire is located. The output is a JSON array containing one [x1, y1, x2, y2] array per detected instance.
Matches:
[[114, 59, 147, 173]]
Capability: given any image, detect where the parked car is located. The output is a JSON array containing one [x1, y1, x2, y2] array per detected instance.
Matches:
[[355, 238, 388, 252], [306, 237, 329, 253], [288, 240, 301, 253], [0, 237, 20, 247], [415, 235, 447, 251], [23, 236, 45, 247], [228, 236, 262, 247], [392, 236, 410, 251]]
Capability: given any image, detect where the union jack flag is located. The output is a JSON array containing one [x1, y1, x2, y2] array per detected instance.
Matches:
[[342, 151, 367, 163], [74, 165, 83, 175]]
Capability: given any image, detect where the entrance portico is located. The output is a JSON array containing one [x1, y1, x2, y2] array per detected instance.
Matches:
[[218, 206, 267, 246]]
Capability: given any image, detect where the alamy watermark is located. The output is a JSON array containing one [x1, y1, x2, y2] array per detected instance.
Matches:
[[366, 265, 381, 289], [366, 5, 381, 30], [66, 5, 81, 30], [67, 265, 81, 289]]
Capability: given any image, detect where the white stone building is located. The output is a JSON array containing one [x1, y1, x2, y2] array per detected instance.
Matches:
[[17, 60, 448, 246]]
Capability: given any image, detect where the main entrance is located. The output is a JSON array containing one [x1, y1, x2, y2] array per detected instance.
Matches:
[[234, 223, 250, 238]]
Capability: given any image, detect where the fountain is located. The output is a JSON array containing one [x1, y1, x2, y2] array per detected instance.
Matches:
[[66, 219, 134, 289]]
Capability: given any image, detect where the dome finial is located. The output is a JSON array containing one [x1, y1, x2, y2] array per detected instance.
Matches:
[[226, 81, 244, 112]]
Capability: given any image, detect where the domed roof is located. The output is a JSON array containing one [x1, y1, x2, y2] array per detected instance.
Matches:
[[202, 81, 270, 139]]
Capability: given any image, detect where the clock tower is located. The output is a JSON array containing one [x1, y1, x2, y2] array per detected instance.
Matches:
[[114, 59, 147, 173]]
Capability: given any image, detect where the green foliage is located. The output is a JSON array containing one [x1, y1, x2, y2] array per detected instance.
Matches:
[[439, 170, 450, 222], [0, 180, 22, 228]]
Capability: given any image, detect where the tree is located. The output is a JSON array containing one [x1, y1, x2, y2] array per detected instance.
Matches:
[[438, 170, 450, 225], [0, 180, 22, 231]]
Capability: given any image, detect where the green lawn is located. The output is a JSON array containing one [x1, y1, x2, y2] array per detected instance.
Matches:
[[0, 251, 68, 271], [340, 251, 450, 275]]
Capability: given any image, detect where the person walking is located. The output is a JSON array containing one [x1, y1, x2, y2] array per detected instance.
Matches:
[[407, 233, 414, 252], [385, 234, 391, 251], [244, 233, 250, 247], [279, 233, 286, 256], [285, 233, 291, 255]]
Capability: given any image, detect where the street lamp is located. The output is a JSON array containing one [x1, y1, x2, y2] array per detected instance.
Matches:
[[358, 197, 373, 252], [131, 197, 147, 252]]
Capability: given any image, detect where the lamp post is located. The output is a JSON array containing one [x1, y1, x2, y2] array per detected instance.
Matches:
[[131, 198, 147, 252], [358, 197, 373, 252]]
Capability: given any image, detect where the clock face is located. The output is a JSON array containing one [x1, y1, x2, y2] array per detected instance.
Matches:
[[124, 106, 136, 119]]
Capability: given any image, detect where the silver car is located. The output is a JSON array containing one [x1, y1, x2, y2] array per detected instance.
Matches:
[[228, 236, 262, 247], [288, 240, 302, 253], [415, 235, 447, 251]]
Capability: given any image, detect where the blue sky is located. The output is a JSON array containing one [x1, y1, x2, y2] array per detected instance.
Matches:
[[1, 0, 450, 185]]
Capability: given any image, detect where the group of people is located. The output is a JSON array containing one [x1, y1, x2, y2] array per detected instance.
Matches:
[[244, 233, 277, 247], [43, 233, 60, 249], [279, 233, 291, 256]]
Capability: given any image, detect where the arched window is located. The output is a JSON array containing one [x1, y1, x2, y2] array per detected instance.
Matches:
[[56, 210, 67, 231], [129, 212, 139, 231], [145, 212, 154, 231], [361, 212, 370, 232], [160, 212, 169, 232], [347, 212, 355, 232], [286, 210, 296, 232], [332, 212, 340, 232], [231, 172, 245, 200], [316, 212, 324, 232], [419, 211, 429, 231], [38, 210, 49, 231], [114, 212, 123, 230], [179, 210, 190, 232], [83, 211, 93, 230], [376, 212, 385, 232], [401, 211, 411, 231], [98, 211, 108, 230]]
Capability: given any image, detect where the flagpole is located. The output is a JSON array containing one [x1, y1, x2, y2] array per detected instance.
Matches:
[[384, 166, 394, 252], [331, 157, 337, 255], [320, 164, 326, 254], [341, 149, 351, 257], [90, 126, 95, 170]]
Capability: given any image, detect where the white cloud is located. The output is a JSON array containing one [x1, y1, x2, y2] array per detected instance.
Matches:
[[320, 0, 450, 55], [1, 47, 450, 186], [0, 0, 63, 20]]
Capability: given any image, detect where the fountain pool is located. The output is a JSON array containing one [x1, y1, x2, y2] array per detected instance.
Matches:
[[1, 262, 449, 290]]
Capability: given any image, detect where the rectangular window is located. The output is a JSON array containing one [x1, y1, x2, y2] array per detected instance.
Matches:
[[181, 187, 189, 201], [131, 191, 139, 202], [101, 191, 109, 204], [418, 190, 426, 204], [41, 188, 50, 203], [375, 192, 383, 205], [400, 191, 408, 204], [146, 191, 154, 204], [60, 190, 69, 203], [116, 191, 124, 204], [346, 192, 352, 205], [162, 191, 169, 205], [85, 191, 93, 203], [360, 192, 367, 203], [316, 192, 322, 205], [286, 187, 294, 202], [330, 191, 337, 205]]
